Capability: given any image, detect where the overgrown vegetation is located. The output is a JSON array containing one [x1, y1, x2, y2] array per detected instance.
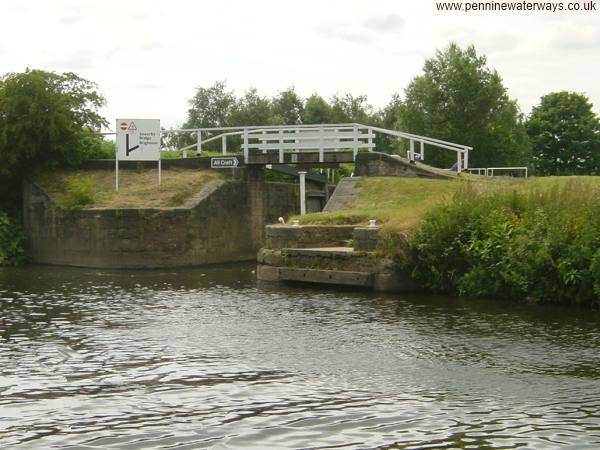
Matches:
[[0, 212, 26, 266], [406, 177, 600, 307], [59, 175, 95, 210]]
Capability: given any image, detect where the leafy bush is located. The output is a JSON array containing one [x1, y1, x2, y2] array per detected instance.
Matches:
[[59, 175, 95, 210], [0, 212, 26, 266], [406, 179, 600, 307]]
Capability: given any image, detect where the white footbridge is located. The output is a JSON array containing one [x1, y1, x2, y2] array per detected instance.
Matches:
[[165, 123, 473, 172]]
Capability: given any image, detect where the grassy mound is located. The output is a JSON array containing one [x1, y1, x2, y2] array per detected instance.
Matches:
[[35, 168, 222, 209], [297, 176, 522, 231]]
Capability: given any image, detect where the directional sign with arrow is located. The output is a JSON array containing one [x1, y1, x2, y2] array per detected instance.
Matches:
[[116, 119, 160, 161], [211, 157, 240, 168]]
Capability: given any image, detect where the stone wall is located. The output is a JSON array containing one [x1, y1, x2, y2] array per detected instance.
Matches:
[[355, 152, 450, 179], [265, 224, 356, 249], [24, 178, 299, 268]]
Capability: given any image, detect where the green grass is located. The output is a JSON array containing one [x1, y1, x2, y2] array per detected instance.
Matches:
[[294, 175, 600, 232], [294, 176, 483, 230]]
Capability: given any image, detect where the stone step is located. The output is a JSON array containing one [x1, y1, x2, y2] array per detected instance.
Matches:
[[283, 247, 389, 272], [278, 267, 373, 287]]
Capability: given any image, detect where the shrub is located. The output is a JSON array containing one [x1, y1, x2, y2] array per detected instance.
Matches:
[[406, 179, 600, 307], [0, 212, 26, 266], [60, 175, 95, 210]]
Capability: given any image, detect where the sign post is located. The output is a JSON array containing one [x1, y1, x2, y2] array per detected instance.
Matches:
[[115, 119, 161, 192]]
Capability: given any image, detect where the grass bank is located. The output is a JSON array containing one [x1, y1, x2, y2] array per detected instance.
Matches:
[[296, 176, 521, 231], [35, 168, 222, 209]]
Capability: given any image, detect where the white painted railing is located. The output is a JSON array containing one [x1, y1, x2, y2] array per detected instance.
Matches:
[[159, 123, 473, 171], [466, 167, 528, 178]]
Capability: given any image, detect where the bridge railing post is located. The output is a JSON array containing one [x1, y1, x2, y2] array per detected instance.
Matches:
[[222, 134, 227, 155], [409, 140, 415, 161]]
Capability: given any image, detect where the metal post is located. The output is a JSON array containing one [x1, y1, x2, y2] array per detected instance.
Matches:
[[158, 159, 161, 186], [368, 127, 373, 152], [197, 131, 202, 156], [279, 130, 284, 163], [115, 157, 119, 192], [298, 171, 307, 215], [222, 135, 227, 155], [457, 151, 462, 172], [410, 140, 415, 161], [243, 128, 249, 163], [420, 140, 425, 161], [463, 149, 469, 169]]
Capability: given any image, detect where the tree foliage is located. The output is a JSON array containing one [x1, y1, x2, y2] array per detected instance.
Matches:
[[526, 91, 600, 175], [0, 69, 108, 207], [185, 80, 236, 130], [302, 94, 333, 124], [183, 82, 379, 130], [272, 87, 304, 125], [397, 43, 529, 168]]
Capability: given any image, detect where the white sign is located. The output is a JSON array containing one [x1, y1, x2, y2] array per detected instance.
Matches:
[[116, 119, 160, 161], [211, 157, 239, 168]]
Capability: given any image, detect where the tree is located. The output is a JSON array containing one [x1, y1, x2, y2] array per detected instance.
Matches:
[[397, 43, 529, 168], [526, 92, 600, 175], [302, 94, 332, 124], [0, 69, 107, 207], [373, 93, 404, 154], [229, 87, 273, 126], [329, 93, 373, 124], [271, 87, 304, 125], [184, 80, 236, 129]]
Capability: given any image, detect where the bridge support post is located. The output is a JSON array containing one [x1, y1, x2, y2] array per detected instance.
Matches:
[[243, 129, 249, 163], [298, 171, 307, 215]]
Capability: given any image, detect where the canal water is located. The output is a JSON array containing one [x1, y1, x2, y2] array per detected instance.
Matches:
[[1, 264, 600, 449]]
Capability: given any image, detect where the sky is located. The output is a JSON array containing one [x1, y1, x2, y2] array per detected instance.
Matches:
[[1, 0, 599, 130]]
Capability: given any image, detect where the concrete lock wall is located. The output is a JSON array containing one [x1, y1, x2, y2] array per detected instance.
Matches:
[[23, 174, 299, 269]]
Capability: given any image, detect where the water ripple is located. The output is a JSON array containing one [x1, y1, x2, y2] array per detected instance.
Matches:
[[1, 264, 600, 449]]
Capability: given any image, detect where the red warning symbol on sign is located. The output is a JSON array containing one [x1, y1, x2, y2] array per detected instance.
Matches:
[[128, 122, 137, 131], [119, 122, 128, 131]]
